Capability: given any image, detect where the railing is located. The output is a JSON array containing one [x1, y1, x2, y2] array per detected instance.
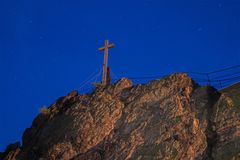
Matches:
[[77, 65, 240, 93]]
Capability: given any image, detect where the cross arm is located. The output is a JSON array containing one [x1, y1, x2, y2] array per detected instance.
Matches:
[[98, 43, 115, 51], [108, 43, 115, 49], [98, 46, 105, 51]]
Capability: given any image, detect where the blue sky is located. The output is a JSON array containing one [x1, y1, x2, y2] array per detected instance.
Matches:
[[0, 0, 240, 151]]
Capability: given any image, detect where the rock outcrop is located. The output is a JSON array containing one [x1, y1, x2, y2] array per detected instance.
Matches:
[[1, 73, 240, 160], [0, 143, 21, 160]]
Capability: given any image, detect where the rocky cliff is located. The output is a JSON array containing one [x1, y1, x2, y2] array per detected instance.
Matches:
[[1, 73, 240, 160]]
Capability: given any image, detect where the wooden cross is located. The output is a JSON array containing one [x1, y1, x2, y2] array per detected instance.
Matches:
[[98, 40, 115, 87]]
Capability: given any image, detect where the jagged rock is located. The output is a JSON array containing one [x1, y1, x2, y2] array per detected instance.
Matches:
[[1, 73, 240, 160], [211, 93, 240, 159], [0, 142, 21, 160]]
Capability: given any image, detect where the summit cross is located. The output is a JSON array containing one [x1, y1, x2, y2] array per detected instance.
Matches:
[[98, 40, 115, 87]]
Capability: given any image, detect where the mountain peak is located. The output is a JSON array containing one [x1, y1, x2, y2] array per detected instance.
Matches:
[[2, 73, 240, 160]]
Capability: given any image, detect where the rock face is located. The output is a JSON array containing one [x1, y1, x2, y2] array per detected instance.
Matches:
[[1, 73, 240, 160]]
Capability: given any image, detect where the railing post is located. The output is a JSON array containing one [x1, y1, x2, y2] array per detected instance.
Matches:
[[206, 73, 211, 86], [219, 80, 223, 88]]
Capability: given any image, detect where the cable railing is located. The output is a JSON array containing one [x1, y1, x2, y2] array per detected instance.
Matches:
[[77, 64, 240, 93]]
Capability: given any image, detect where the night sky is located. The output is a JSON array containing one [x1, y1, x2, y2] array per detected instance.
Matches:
[[1, 0, 240, 151]]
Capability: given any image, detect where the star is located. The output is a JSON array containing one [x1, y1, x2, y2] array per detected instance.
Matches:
[[218, 3, 223, 8], [197, 27, 203, 32]]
